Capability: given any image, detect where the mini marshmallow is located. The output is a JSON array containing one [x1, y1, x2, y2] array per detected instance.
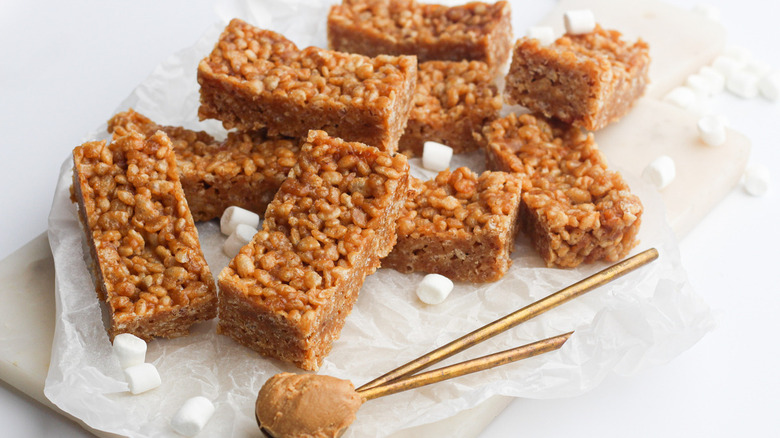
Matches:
[[171, 396, 216, 437], [758, 71, 780, 101], [222, 223, 257, 258], [686, 73, 714, 98], [416, 274, 454, 305], [726, 70, 759, 99], [698, 66, 726, 94], [711, 55, 744, 79], [220, 206, 260, 236], [563, 10, 595, 35], [691, 4, 720, 21], [422, 141, 453, 172], [697, 115, 727, 147], [527, 26, 555, 46], [743, 164, 770, 197], [663, 86, 698, 111], [124, 363, 161, 395], [722, 44, 752, 65], [744, 59, 772, 79], [642, 155, 676, 190], [112, 333, 147, 369]]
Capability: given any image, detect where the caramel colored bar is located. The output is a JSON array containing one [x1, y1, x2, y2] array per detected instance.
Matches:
[[71, 131, 217, 341], [108, 109, 300, 222], [483, 113, 643, 268], [382, 167, 523, 282], [505, 25, 650, 131], [217, 130, 410, 370], [399, 60, 502, 157], [328, 0, 513, 76], [198, 19, 417, 153]]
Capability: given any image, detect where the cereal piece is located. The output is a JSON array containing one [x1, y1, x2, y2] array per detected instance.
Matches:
[[421, 141, 453, 172], [563, 9, 596, 35], [112, 333, 147, 369], [743, 164, 770, 197], [527, 26, 555, 46], [171, 396, 216, 437], [124, 363, 161, 395], [108, 109, 300, 222], [217, 130, 410, 370], [71, 131, 218, 340], [483, 113, 643, 268], [759, 71, 780, 101], [663, 86, 698, 111], [697, 115, 727, 147], [416, 273, 454, 305], [642, 155, 676, 189], [726, 70, 759, 98], [327, 0, 513, 76], [504, 25, 650, 131], [220, 206, 260, 236], [383, 167, 523, 282], [398, 60, 502, 156], [223, 223, 258, 258], [198, 19, 417, 154]]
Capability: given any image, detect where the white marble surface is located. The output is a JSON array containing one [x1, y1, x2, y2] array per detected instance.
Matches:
[[1, 0, 778, 436]]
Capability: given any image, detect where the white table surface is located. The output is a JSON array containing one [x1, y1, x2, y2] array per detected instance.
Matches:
[[1, 0, 778, 436]]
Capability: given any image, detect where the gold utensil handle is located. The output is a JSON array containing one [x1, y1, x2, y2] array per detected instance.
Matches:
[[358, 248, 659, 392], [359, 332, 573, 401]]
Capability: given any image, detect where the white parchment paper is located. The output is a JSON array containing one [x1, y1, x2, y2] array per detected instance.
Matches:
[[45, 1, 715, 437]]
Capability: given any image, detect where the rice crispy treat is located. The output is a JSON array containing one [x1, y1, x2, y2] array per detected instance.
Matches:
[[198, 19, 417, 153], [483, 113, 643, 268], [398, 60, 502, 157], [504, 25, 650, 131], [382, 167, 523, 282], [71, 131, 217, 341], [108, 109, 300, 222], [327, 0, 513, 76], [217, 130, 410, 370]]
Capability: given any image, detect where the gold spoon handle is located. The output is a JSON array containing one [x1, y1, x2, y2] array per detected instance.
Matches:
[[358, 248, 659, 392], [358, 331, 573, 401]]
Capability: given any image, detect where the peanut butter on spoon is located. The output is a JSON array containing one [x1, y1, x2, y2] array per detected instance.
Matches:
[[255, 373, 364, 438]]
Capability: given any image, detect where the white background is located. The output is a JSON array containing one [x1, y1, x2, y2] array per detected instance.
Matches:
[[1, 0, 778, 437]]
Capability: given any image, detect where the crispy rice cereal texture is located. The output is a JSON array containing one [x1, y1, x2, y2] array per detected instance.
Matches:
[[71, 131, 217, 341], [505, 25, 650, 131], [399, 60, 502, 157], [483, 113, 643, 268], [382, 167, 523, 283], [108, 109, 300, 222], [197, 19, 417, 153], [327, 0, 513, 76], [217, 130, 410, 371]]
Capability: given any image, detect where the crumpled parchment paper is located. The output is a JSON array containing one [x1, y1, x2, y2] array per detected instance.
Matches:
[[44, 1, 716, 437]]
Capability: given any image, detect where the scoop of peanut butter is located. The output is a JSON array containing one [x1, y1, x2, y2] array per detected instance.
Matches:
[[255, 372, 364, 438]]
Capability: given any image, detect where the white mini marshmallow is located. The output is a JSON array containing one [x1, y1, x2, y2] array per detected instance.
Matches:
[[711, 55, 745, 79], [416, 274, 454, 305], [697, 115, 727, 147], [692, 4, 720, 21], [563, 10, 595, 35], [220, 206, 260, 236], [698, 66, 726, 94], [726, 70, 759, 99], [722, 44, 752, 65], [642, 155, 676, 190], [124, 363, 161, 395], [744, 59, 772, 79], [112, 333, 147, 369], [743, 164, 771, 197], [527, 26, 555, 46], [171, 396, 216, 437], [663, 86, 698, 111], [686, 73, 714, 98], [223, 223, 257, 258], [422, 141, 453, 172], [758, 71, 780, 101]]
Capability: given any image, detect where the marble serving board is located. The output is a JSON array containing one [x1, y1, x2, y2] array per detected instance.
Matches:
[[0, 0, 751, 436]]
